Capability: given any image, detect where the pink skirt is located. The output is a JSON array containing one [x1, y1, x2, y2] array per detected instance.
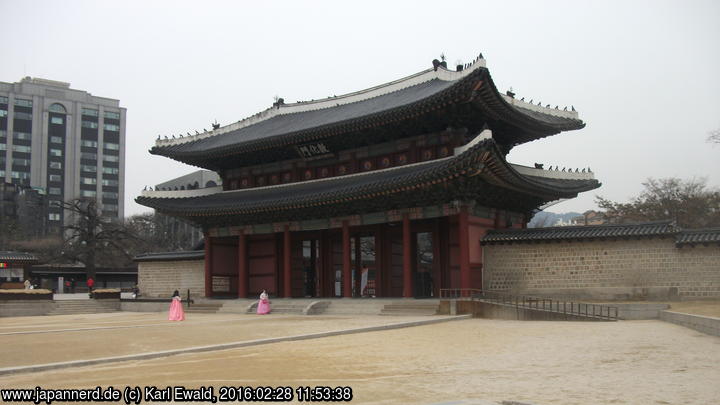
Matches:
[[168, 299, 185, 321], [257, 298, 271, 315]]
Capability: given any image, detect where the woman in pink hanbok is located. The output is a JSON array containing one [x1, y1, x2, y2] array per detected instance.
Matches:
[[168, 290, 185, 321], [257, 290, 271, 315]]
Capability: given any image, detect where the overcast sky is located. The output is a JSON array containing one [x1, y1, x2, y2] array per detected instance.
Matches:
[[1, 0, 718, 217]]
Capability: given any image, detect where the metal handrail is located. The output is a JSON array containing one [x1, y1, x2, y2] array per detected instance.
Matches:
[[439, 288, 619, 320]]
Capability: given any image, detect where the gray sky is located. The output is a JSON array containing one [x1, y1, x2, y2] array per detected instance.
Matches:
[[2, 0, 719, 217]]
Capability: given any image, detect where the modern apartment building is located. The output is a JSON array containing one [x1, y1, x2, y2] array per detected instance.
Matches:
[[0, 77, 125, 234]]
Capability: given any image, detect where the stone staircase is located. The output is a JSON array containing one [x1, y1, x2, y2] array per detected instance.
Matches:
[[321, 299, 387, 316], [380, 300, 440, 316], [46, 300, 120, 316], [260, 300, 308, 315], [185, 302, 224, 314], [194, 298, 442, 316]]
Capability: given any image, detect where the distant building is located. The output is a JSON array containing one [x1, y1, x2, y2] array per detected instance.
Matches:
[[153, 170, 221, 249], [0, 77, 126, 235], [0, 182, 49, 247], [571, 210, 609, 226]]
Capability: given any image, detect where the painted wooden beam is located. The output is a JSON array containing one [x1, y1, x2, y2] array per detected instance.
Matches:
[[204, 234, 212, 298], [459, 206, 471, 289], [403, 213, 413, 298], [342, 220, 352, 298], [238, 231, 248, 298], [283, 225, 292, 297]]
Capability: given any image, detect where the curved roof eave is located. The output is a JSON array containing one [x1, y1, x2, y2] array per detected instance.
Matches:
[[150, 59, 584, 166]]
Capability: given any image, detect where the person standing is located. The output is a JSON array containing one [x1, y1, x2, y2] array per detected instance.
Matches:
[[24, 279, 31, 290], [256, 290, 271, 315], [86, 277, 94, 293], [168, 290, 185, 321]]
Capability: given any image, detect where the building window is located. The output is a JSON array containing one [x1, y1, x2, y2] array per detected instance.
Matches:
[[0, 170, 4, 177], [50, 161, 62, 169], [102, 179, 118, 187], [13, 158, 30, 166], [49, 187, 61, 195], [0, 110, 7, 117], [13, 132, 32, 140], [104, 204, 118, 211], [48, 103, 66, 113], [0, 96, 8, 104], [81, 140, 98, 148], [81, 152, 97, 160], [104, 111, 120, 120], [14, 99, 32, 107], [104, 142, 120, 150], [102, 155, 119, 163], [50, 116, 64, 125], [81, 165, 97, 173], [82, 121, 98, 129], [11, 171, 30, 179], [49, 213, 61, 221], [49, 174, 62, 182], [81, 190, 96, 198], [0, 130, 6, 138], [12, 145, 32, 153], [81, 177, 97, 185], [103, 123, 120, 132], [50, 136, 63, 144], [0, 144, 6, 151], [50, 148, 63, 157], [81, 108, 98, 117], [13, 111, 33, 120], [102, 192, 118, 199], [102, 167, 118, 175]]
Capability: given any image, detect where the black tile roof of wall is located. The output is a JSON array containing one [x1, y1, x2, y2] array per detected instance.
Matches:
[[133, 250, 205, 262], [675, 228, 720, 246], [0, 251, 39, 264], [483, 221, 720, 246], [482, 221, 678, 244]]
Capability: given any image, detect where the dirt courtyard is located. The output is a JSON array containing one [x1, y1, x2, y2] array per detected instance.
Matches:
[[1, 313, 719, 405]]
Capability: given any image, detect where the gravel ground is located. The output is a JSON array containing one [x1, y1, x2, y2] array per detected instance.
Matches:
[[0, 312, 433, 368], [1, 314, 719, 404]]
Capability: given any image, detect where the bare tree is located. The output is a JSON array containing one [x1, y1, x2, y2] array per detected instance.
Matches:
[[708, 128, 720, 144], [596, 177, 720, 228], [61, 199, 137, 280]]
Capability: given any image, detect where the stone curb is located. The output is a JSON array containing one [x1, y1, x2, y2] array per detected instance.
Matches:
[[659, 310, 720, 337], [0, 315, 471, 376]]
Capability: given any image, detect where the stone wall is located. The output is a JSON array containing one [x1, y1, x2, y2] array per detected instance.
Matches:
[[659, 311, 720, 337], [137, 260, 205, 298], [483, 238, 720, 300]]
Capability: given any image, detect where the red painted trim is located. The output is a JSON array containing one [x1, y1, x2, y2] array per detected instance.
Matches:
[[283, 225, 292, 297], [469, 216, 495, 227], [204, 234, 212, 298], [402, 213, 412, 298], [342, 220, 351, 297], [238, 231, 248, 298], [458, 206, 471, 289]]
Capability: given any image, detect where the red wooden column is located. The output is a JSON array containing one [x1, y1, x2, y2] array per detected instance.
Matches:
[[283, 225, 292, 297], [204, 233, 213, 298], [342, 220, 352, 297], [458, 206, 471, 290], [402, 213, 413, 298], [237, 231, 248, 298]]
